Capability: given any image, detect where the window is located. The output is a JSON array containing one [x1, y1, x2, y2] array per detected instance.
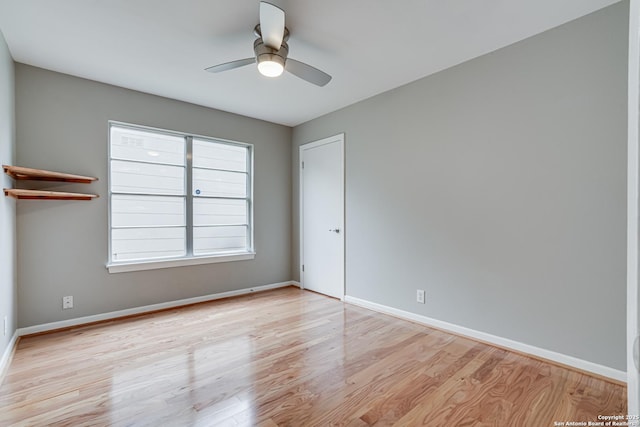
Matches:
[[108, 122, 254, 273]]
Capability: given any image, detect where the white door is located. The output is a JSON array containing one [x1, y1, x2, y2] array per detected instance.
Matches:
[[628, 0, 640, 414], [300, 134, 344, 299]]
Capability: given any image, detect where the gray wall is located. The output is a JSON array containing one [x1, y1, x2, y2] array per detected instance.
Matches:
[[15, 65, 291, 328], [0, 30, 16, 358], [292, 2, 628, 370]]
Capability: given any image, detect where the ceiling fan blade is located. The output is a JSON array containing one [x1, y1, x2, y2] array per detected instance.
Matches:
[[205, 58, 255, 73], [285, 58, 332, 87], [259, 1, 285, 49]]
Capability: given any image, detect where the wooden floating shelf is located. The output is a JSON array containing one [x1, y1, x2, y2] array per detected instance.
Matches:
[[3, 165, 98, 200], [3, 165, 98, 183], [3, 189, 99, 201]]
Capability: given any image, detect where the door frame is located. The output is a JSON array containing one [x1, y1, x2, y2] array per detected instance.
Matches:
[[299, 133, 345, 299], [628, 0, 640, 414]]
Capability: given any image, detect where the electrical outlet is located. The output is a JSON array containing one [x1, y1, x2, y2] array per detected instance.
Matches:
[[3, 316, 6, 336], [62, 296, 74, 310], [416, 289, 425, 304]]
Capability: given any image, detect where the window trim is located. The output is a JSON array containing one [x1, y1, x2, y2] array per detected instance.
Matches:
[[106, 252, 256, 273], [106, 121, 255, 273]]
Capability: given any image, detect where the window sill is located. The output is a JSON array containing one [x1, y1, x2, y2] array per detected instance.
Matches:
[[107, 252, 255, 273]]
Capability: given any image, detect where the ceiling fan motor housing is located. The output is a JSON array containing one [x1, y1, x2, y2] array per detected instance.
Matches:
[[254, 38, 289, 68]]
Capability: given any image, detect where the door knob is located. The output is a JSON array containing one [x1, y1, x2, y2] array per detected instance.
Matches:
[[329, 228, 341, 233]]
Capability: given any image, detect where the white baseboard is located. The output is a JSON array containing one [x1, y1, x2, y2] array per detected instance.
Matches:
[[0, 331, 19, 385], [18, 281, 298, 336], [344, 295, 626, 383]]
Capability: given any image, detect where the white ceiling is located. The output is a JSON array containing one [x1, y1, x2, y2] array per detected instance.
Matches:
[[0, 0, 620, 127]]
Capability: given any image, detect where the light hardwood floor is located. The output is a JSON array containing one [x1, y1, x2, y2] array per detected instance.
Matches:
[[0, 287, 627, 426]]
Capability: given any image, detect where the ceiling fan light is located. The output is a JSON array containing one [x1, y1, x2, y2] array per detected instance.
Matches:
[[257, 55, 285, 77]]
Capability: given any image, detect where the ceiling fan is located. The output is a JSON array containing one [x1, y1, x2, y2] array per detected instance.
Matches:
[[205, 1, 332, 87]]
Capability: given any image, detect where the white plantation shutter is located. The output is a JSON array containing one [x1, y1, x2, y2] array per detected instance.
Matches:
[[192, 138, 250, 256], [109, 124, 252, 265]]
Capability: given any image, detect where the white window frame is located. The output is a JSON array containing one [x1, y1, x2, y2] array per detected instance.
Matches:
[[106, 121, 255, 273]]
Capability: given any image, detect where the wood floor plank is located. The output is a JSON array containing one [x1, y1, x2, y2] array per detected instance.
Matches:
[[0, 287, 627, 426]]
